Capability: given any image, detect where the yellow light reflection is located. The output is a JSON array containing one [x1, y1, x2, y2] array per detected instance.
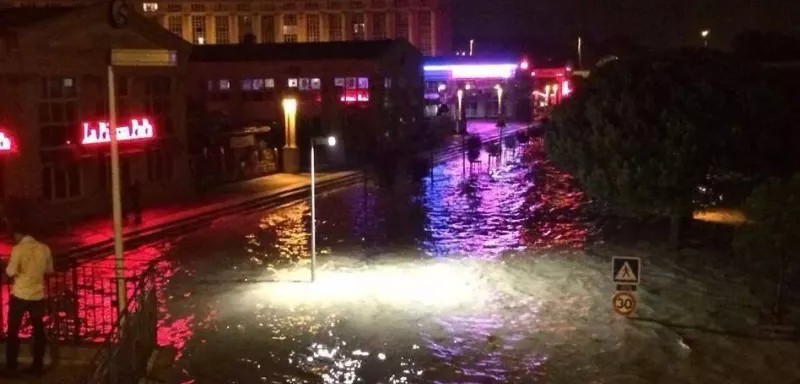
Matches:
[[693, 207, 746, 225]]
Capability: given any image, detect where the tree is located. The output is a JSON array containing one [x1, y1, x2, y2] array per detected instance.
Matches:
[[733, 175, 800, 325], [545, 49, 760, 247]]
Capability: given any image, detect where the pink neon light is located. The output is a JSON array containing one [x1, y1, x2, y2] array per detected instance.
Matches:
[[520, 60, 530, 70], [0, 131, 14, 152], [340, 90, 370, 103], [81, 118, 155, 145]]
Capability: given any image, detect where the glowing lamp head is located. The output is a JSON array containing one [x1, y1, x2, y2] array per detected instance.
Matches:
[[701, 29, 710, 38], [520, 60, 529, 70], [437, 84, 446, 92], [327, 136, 336, 147], [282, 98, 298, 114], [465, 84, 472, 90], [456, 89, 464, 99]]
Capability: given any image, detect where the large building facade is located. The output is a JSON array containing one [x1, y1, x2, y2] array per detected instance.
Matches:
[[131, 0, 451, 56], [0, 4, 193, 226], [187, 40, 424, 185]]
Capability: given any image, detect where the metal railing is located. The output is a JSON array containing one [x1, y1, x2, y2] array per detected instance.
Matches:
[[0, 259, 153, 344], [83, 264, 158, 384]]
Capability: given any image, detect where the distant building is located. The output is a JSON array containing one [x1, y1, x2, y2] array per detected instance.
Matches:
[[187, 39, 423, 181], [1, 0, 453, 56], [0, 4, 193, 226]]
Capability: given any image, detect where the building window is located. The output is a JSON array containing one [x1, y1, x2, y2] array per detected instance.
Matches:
[[345, 77, 357, 89], [236, 3, 251, 11], [306, 14, 320, 42], [282, 14, 297, 37], [299, 78, 310, 90], [328, 13, 342, 41], [214, 4, 228, 11], [190, 3, 204, 11], [167, 15, 183, 37], [191, 15, 205, 44], [418, 11, 432, 55], [357, 77, 369, 89], [284, 34, 297, 42], [334, 77, 345, 87], [166, 4, 181, 12], [238, 16, 254, 40], [351, 13, 365, 40], [206, 79, 231, 101], [38, 77, 77, 148], [311, 78, 321, 90], [41, 163, 82, 201], [288, 78, 298, 87], [144, 76, 174, 134], [261, 15, 275, 42], [372, 12, 386, 39], [384, 77, 392, 88], [215, 15, 230, 44], [147, 150, 174, 182], [395, 12, 408, 41], [142, 2, 158, 12], [241, 78, 277, 101]]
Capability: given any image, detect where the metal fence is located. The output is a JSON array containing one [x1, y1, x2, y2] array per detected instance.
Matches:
[[0, 259, 154, 343], [84, 264, 158, 384]]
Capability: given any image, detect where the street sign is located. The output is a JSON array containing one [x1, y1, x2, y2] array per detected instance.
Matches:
[[612, 291, 637, 316], [111, 49, 177, 67], [612, 257, 641, 284]]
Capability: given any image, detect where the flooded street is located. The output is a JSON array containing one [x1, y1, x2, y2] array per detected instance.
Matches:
[[91, 139, 800, 383]]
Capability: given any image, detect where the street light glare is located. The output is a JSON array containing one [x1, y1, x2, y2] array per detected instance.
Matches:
[[327, 136, 336, 147], [701, 30, 710, 37], [282, 98, 297, 114]]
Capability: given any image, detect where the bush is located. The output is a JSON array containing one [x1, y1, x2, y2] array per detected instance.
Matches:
[[733, 174, 800, 324]]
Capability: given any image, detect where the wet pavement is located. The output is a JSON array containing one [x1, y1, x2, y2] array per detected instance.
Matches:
[[10, 133, 800, 383]]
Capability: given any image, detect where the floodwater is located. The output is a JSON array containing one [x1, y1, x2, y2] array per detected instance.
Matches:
[[46, 138, 800, 382]]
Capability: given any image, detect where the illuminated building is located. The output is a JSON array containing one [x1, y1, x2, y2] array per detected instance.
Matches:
[[423, 56, 531, 121], [0, 0, 453, 56], [187, 39, 423, 177], [0, 4, 192, 224]]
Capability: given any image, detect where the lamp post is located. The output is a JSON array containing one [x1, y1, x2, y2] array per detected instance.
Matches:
[[701, 29, 710, 47], [310, 135, 336, 282], [457, 89, 465, 175], [495, 84, 503, 118], [469, 39, 474, 56]]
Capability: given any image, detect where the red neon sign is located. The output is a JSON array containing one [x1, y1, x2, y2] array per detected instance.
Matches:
[[0, 131, 15, 152], [340, 90, 370, 103], [81, 118, 154, 145]]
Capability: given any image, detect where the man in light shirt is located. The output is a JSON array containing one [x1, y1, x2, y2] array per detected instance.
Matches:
[[5, 225, 53, 375]]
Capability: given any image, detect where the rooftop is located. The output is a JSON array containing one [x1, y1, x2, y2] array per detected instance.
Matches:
[[0, 6, 79, 29], [190, 40, 412, 62]]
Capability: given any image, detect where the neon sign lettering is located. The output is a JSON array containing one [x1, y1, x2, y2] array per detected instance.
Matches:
[[0, 131, 14, 152], [340, 90, 370, 103], [81, 118, 154, 145]]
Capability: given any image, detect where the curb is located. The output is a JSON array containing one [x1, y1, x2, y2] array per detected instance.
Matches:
[[58, 172, 364, 267]]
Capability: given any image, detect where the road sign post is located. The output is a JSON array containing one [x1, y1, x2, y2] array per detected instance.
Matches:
[[108, 48, 176, 314], [612, 256, 641, 316], [612, 291, 637, 316]]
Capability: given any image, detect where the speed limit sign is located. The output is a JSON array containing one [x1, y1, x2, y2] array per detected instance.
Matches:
[[612, 291, 637, 316]]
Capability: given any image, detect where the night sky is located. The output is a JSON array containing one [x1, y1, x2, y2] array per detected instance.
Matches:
[[452, 0, 800, 57]]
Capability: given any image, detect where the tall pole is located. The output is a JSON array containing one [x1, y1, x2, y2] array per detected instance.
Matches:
[[310, 142, 317, 283], [107, 65, 126, 312], [469, 39, 474, 56], [578, 37, 583, 70]]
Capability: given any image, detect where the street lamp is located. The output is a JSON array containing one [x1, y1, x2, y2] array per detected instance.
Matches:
[[701, 29, 710, 47], [457, 89, 465, 175], [495, 84, 503, 118], [310, 135, 336, 282]]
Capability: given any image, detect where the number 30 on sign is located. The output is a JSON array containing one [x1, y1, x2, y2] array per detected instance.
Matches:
[[612, 291, 637, 316]]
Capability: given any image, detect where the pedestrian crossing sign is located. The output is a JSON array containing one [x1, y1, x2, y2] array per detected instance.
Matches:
[[612, 257, 641, 284]]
